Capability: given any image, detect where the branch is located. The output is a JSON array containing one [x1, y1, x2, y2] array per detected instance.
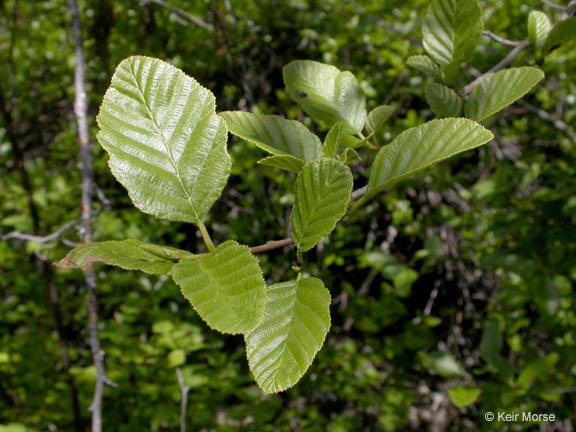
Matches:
[[482, 30, 522, 47], [518, 101, 570, 131], [176, 368, 190, 432], [562, 0, 576, 19], [462, 40, 530, 96], [1, 210, 100, 243], [540, 0, 566, 10], [68, 1, 113, 431], [139, 0, 213, 31], [250, 238, 294, 254]]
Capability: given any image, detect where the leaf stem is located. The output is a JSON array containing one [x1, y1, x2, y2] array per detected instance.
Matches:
[[196, 219, 216, 252], [347, 195, 368, 215]]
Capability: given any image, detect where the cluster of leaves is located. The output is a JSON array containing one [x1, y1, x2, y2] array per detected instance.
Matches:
[[2, 0, 576, 430]]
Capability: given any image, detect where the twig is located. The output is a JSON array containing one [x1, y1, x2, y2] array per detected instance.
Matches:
[[518, 101, 569, 130], [250, 238, 293, 254], [540, 0, 566, 10], [462, 41, 530, 96], [68, 1, 112, 431], [1, 210, 100, 243], [176, 368, 190, 432], [482, 30, 522, 47], [561, 0, 576, 19], [351, 185, 367, 201], [139, 0, 213, 31]]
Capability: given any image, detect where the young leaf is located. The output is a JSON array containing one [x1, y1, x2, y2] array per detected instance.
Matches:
[[283, 60, 367, 134], [55, 240, 195, 275], [220, 112, 321, 162], [465, 67, 545, 122], [406, 55, 443, 79], [291, 159, 353, 252], [97, 56, 231, 224], [340, 147, 361, 166], [245, 278, 331, 394], [258, 155, 305, 173], [423, 0, 483, 67], [425, 83, 463, 117], [322, 124, 342, 158], [171, 240, 266, 334], [528, 11, 552, 53], [543, 16, 576, 52], [366, 118, 493, 200], [366, 105, 396, 134]]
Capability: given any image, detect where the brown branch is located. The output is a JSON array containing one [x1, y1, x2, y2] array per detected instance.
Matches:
[[139, 0, 213, 31], [176, 368, 190, 432], [250, 238, 294, 254], [482, 30, 522, 47], [462, 40, 530, 96], [68, 1, 113, 431]]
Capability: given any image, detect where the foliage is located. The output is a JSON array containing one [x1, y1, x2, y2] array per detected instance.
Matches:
[[1, 0, 576, 430]]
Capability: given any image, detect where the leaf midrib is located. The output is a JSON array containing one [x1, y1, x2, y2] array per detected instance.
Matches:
[[127, 61, 201, 222]]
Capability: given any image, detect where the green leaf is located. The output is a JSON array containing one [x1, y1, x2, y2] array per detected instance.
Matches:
[[340, 147, 361, 166], [516, 353, 559, 389], [220, 112, 321, 162], [528, 11, 552, 53], [322, 124, 342, 158], [55, 240, 194, 275], [425, 83, 463, 117], [419, 351, 468, 378], [365, 105, 396, 134], [245, 278, 331, 393], [97, 56, 230, 224], [366, 119, 493, 200], [544, 16, 576, 52], [406, 55, 442, 79], [283, 60, 367, 134], [291, 159, 353, 252], [465, 67, 544, 121], [423, 0, 483, 67], [258, 155, 305, 173], [448, 386, 481, 408], [171, 240, 266, 334], [479, 325, 502, 366]]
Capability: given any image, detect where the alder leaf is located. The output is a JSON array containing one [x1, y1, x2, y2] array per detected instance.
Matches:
[[465, 67, 544, 122], [366, 118, 493, 200], [258, 155, 305, 173], [97, 56, 230, 224], [55, 240, 195, 275], [220, 112, 321, 162], [423, 0, 483, 67], [171, 240, 266, 334], [283, 60, 367, 134], [291, 159, 353, 252], [406, 55, 443, 79], [425, 83, 463, 117], [366, 105, 396, 134], [543, 16, 576, 52], [528, 11, 552, 53], [245, 278, 331, 394]]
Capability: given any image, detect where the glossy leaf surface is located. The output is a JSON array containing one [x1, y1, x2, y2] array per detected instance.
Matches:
[[245, 278, 331, 393], [283, 60, 367, 133], [291, 159, 353, 252], [423, 0, 482, 66], [528, 10, 551, 52], [367, 118, 493, 199], [544, 16, 576, 52], [171, 240, 266, 334], [465, 67, 544, 121], [55, 240, 194, 275], [258, 155, 305, 173], [366, 105, 396, 134], [220, 112, 321, 162], [97, 56, 231, 224]]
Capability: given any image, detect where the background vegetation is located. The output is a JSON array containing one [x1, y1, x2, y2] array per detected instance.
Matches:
[[1, 0, 575, 430]]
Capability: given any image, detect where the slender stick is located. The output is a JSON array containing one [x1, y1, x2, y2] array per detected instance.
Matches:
[[68, 1, 109, 431], [176, 368, 190, 432], [461, 41, 530, 96], [140, 0, 213, 31], [250, 238, 294, 253], [482, 30, 522, 47]]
